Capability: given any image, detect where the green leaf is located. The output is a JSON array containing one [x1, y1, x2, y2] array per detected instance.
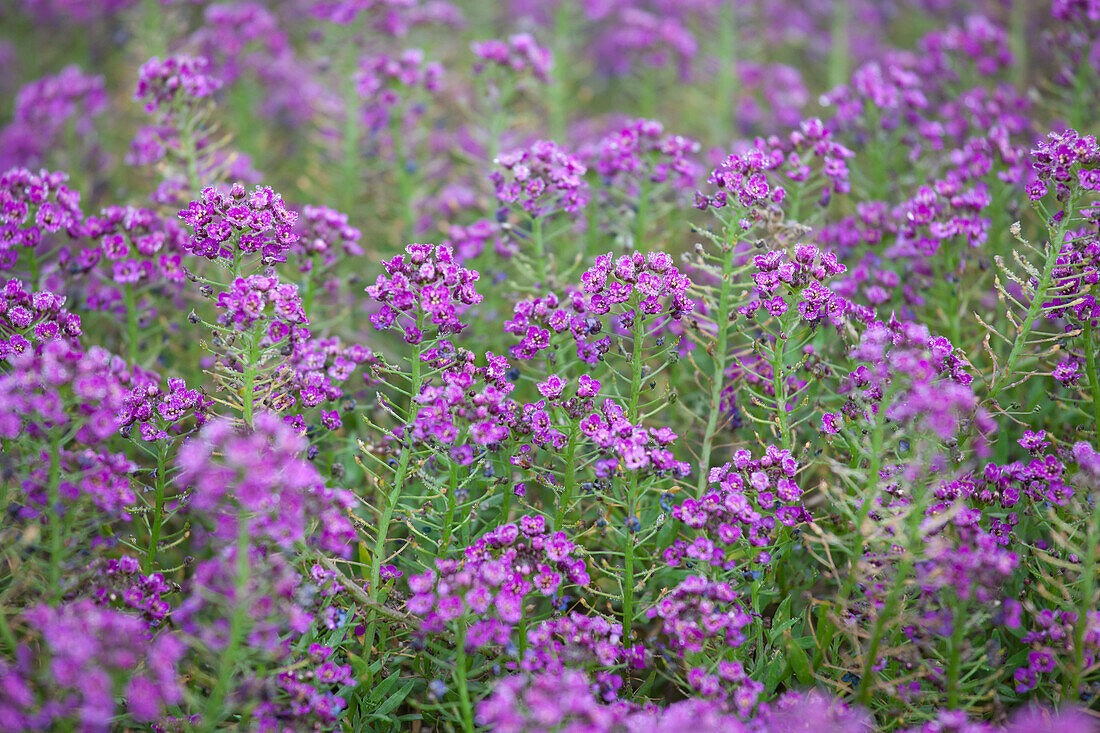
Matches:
[[373, 678, 416, 718], [783, 631, 815, 686]]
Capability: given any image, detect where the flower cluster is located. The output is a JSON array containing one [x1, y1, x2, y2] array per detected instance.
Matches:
[[579, 397, 691, 478], [89, 556, 176, 628], [1013, 608, 1100, 693], [0, 600, 184, 730], [1043, 231, 1100, 327], [409, 348, 517, 462], [251, 643, 354, 730], [822, 320, 989, 442], [134, 55, 223, 118], [1028, 128, 1100, 201], [0, 167, 83, 268], [118, 376, 212, 442], [176, 413, 357, 555], [17, 447, 136, 522], [917, 524, 1019, 611], [740, 243, 849, 324], [585, 118, 701, 192], [215, 274, 310, 345], [491, 140, 588, 218], [0, 279, 81, 356], [665, 445, 810, 570], [471, 33, 553, 83], [407, 517, 590, 649], [521, 611, 645, 700], [275, 335, 374, 431], [0, 339, 153, 444], [365, 242, 482, 340], [77, 204, 189, 285], [355, 48, 444, 108], [506, 251, 694, 363], [695, 118, 853, 216], [177, 183, 299, 266], [0, 65, 106, 170], [293, 204, 363, 272], [646, 575, 751, 655], [935, 448, 1078, 515]]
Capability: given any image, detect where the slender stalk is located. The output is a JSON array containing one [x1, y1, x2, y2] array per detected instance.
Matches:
[[0, 607, 17, 654], [634, 178, 650, 249], [241, 334, 258, 426], [454, 623, 475, 733], [145, 440, 169, 572], [1009, 0, 1027, 92], [856, 483, 926, 705], [201, 520, 251, 733], [837, 414, 884, 608], [768, 326, 792, 452], [557, 424, 578, 530], [549, 1, 570, 142], [532, 216, 547, 288], [364, 319, 425, 644], [46, 439, 64, 598], [828, 0, 851, 90], [179, 113, 202, 195], [123, 283, 140, 366], [697, 244, 735, 497], [390, 110, 416, 242], [1083, 322, 1100, 441], [341, 60, 361, 216], [440, 462, 459, 552], [989, 210, 1072, 400], [622, 308, 647, 639], [945, 588, 966, 708], [1070, 490, 1099, 697], [712, 1, 738, 142]]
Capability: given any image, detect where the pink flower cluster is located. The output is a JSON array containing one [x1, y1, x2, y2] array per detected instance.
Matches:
[[408, 516, 590, 650], [178, 183, 299, 265], [366, 242, 482, 341]]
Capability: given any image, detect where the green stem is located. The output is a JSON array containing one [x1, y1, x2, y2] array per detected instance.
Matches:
[[1084, 322, 1100, 442], [622, 307, 647, 639], [557, 425, 578, 530], [26, 244, 40, 288], [241, 334, 258, 426], [365, 325, 425, 645], [302, 254, 318, 319], [0, 607, 17, 654], [123, 283, 140, 366], [1009, 0, 1027, 92], [712, 2, 738, 142], [769, 326, 792, 452], [945, 588, 966, 708], [454, 623, 475, 733], [144, 440, 169, 572], [634, 178, 650, 249], [440, 462, 458, 552], [828, 0, 851, 90], [855, 482, 926, 706], [179, 114, 202, 195], [532, 216, 548, 289], [341, 62, 361, 215], [1070, 489, 1099, 697], [697, 244, 735, 497], [838, 415, 884, 608], [47, 439, 63, 598], [549, 1, 570, 142], [201, 520, 251, 733], [989, 209, 1071, 401], [390, 111, 416, 242]]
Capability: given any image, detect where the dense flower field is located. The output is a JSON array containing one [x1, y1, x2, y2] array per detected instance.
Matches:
[[1, 0, 1099, 730]]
